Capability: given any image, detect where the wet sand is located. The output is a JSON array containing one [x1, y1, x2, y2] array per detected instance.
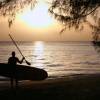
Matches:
[[0, 74, 100, 100]]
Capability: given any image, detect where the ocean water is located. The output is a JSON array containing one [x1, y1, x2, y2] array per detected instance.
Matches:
[[0, 41, 100, 80]]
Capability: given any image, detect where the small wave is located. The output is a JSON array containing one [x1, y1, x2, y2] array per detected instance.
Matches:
[[43, 62, 51, 64], [73, 61, 100, 65], [47, 64, 64, 67], [0, 76, 9, 81], [25, 55, 37, 57], [36, 58, 45, 60]]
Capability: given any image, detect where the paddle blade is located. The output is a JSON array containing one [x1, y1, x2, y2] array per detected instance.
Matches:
[[25, 60, 31, 65]]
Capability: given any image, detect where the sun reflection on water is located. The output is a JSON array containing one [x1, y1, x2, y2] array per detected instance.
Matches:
[[34, 41, 44, 55], [32, 41, 45, 68]]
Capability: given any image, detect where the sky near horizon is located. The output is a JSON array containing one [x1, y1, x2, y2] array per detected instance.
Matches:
[[0, 0, 93, 41]]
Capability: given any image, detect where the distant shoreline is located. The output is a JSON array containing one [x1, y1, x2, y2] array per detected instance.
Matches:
[[0, 41, 93, 42]]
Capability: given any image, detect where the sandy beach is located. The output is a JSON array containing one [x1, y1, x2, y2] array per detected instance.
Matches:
[[0, 74, 100, 100]]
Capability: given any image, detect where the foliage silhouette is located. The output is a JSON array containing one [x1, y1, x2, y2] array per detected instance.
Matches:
[[49, 0, 100, 51], [0, 0, 36, 27], [0, 0, 100, 45]]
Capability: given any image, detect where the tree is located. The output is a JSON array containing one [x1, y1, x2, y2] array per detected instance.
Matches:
[[49, 0, 100, 43], [49, 0, 100, 54], [0, 0, 36, 27]]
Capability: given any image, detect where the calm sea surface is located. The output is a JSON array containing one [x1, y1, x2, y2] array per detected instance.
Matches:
[[0, 41, 100, 80]]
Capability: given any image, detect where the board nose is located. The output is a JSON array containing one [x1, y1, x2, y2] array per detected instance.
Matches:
[[41, 70, 48, 80]]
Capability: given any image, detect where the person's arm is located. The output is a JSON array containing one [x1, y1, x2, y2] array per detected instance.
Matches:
[[17, 57, 25, 64], [8, 58, 10, 64]]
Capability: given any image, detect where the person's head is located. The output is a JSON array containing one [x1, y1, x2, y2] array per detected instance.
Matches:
[[12, 51, 15, 57]]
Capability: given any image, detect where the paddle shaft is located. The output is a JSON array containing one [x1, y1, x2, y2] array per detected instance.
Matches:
[[9, 34, 31, 65], [9, 34, 24, 57]]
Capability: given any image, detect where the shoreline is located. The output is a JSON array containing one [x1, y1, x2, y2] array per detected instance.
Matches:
[[0, 74, 100, 99]]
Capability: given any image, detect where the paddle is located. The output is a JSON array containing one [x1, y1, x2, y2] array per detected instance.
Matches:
[[9, 34, 31, 65]]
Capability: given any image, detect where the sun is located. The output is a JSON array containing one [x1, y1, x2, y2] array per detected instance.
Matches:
[[17, 2, 54, 28]]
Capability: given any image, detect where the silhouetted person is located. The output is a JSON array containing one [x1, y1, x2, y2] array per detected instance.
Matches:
[[8, 51, 25, 88]]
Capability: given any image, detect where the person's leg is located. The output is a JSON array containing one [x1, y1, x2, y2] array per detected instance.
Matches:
[[15, 78, 18, 88], [11, 78, 13, 88], [15, 71, 18, 88]]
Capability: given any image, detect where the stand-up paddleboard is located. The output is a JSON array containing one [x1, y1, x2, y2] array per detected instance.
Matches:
[[0, 63, 48, 80]]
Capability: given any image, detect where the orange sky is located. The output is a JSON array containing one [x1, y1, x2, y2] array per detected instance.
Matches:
[[0, 0, 93, 41]]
